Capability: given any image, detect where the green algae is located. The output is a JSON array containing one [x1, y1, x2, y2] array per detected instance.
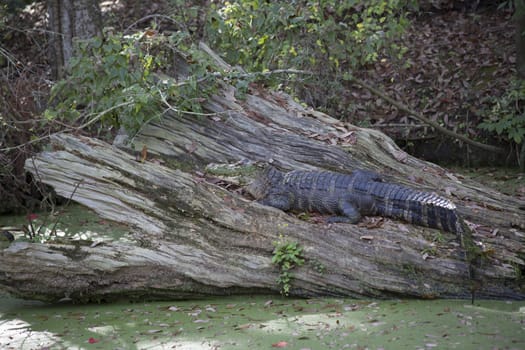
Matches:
[[0, 295, 524, 350]]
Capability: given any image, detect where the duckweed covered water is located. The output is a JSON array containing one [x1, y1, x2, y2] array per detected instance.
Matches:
[[0, 295, 524, 349]]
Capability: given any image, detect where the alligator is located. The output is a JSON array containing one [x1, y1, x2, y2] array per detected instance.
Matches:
[[246, 166, 463, 234]]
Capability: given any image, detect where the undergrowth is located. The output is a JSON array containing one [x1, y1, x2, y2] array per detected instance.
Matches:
[[480, 78, 525, 170], [46, 30, 220, 139]]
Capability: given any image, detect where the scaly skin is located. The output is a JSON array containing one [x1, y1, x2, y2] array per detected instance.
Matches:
[[247, 166, 462, 234]]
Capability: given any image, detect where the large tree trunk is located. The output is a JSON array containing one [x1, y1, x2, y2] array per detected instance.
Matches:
[[47, 0, 102, 80], [1, 45, 524, 302], [516, 0, 525, 80]]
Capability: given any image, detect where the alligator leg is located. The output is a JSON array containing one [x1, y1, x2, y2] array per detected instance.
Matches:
[[326, 201, 361, 223], [259, 195, 292, 211]]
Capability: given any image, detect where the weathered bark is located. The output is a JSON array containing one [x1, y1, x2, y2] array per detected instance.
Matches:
[[1, 45, 524, 302], [516, 1, 525, 80], [47, 0, 102, 80]]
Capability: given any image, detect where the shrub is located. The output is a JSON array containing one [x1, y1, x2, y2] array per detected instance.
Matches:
[[479, 79, 525, 169], [46, 31, 218, 138], [206, 0, 415, 111]]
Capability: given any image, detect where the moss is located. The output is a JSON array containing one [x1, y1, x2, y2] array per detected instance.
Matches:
[[205, 163, 259, 178], [401, 263, 419, 276], [163, 157, 196, 173]]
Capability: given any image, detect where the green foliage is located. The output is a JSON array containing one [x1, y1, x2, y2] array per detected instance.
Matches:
[[208, 0, 413, 71], [47, 31, 218, 137], [479, 79, 525, 145], [498, 0, 525, 12], [4, 0, 33, 13], [206, 0, 415, 111], [272, 238, 305, 296]]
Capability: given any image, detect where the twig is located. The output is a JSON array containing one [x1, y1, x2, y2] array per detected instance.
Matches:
[[155, 83, 244, 118], [29, 156, 55, 213], [199, 42, 312, 77], [49, 179, 83, 236], [124, 14, 185, 34], [0, 101, 134, 152], [350, 76, 505, 154]]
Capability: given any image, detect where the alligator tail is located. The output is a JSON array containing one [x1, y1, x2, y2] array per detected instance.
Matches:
[[366, 182, 462, 234]]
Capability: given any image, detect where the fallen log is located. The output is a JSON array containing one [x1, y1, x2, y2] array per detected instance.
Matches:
[[1, 45, 524, 302]]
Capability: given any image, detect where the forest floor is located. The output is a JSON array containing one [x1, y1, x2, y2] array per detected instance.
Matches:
[[350, 7, 517, 165]]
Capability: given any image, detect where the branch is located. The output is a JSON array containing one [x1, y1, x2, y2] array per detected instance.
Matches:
[[350, 76, 504, 154], [199, 42, 312, 77], [0, 101, 133, 152], [124, 14, 186, 34]]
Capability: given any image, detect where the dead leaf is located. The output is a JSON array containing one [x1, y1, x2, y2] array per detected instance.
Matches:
[[339, 131, 353, 138], [145, 29, 157, 37], [408, 174, 424, 184], [185, 141, 198, 154], [150, 158, 165, 165], [90, 241, 102, 248], [361, 217, 384, 229], [392, 149, 408, 163], [235, 323, 253, 330], [193, 319, 209, 323], [140, 145, 147, 163], [443, 186, 456, 196], [340, 131, 357, 145], [272, 341, 288, 348], [147, 329, 162, 334], [333, 124, 349, 132]]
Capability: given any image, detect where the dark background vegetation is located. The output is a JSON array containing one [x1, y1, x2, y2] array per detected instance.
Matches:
[[1, 0, 524, 214]]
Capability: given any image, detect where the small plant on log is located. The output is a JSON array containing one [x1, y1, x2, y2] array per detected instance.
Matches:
[[310, 258, 326, 274], [272, 237, 305, 296]]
